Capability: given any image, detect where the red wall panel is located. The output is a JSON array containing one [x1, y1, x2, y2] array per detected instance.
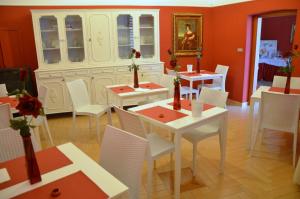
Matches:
[[261, 15, 296, 55], [212, 0, 300, 102]]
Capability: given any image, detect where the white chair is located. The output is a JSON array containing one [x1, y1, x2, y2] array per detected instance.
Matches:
[[114, 106, 174, 199], [166, 69, 199, 99], [291, 77, 300, 89], [182, 87, 229, 175], [0, 84, 8, 97], [66, 79, 111, 141], [0, 103, 12, 129], [200, 64, 229, 91], [99, 125, 147, 199], [30, 86, 54, 145], [0, 128, 40, 162], [250, 92, 299, 167], [272, 75, 287, 88]]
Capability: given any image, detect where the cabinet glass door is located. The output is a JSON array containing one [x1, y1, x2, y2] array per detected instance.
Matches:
[[139, 15, 154, 58], [65, 15, 85, 62], [39, 16, 61, 64], [117, 15, 134, 59]]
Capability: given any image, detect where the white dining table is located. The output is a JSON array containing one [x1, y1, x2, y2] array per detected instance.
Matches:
[[0, 143, 128, 199], [129, 98, 228, 199], [179, 70, 224, 100], [106, 82, 169, 109]]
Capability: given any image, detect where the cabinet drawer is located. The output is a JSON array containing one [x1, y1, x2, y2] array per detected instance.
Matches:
[[38, 72, 63, 79], [91, 67, 114, 74], [64, 70, 90, 77]]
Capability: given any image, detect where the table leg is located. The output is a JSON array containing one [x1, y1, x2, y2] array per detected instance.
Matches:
[[189, 80, 193, 101], [120, 98, 123, 109], [220, 113, 228, 173], [174, 132, 181, 199], [248, 98, 255, 149]]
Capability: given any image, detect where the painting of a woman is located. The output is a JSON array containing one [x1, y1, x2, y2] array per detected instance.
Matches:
[[181, 24, 196, 50], [173, 13, 202, 56]]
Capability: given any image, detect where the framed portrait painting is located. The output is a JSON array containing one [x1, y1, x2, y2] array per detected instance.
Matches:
[[173, 13, 203, 56]]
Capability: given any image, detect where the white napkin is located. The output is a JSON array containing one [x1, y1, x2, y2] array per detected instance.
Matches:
[[192, 100, 203, 117], [134, 88, 150, 92], [0, 168, 10, 183]]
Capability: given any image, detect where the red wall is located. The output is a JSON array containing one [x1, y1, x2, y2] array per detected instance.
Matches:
[[212, 0, 300, 102], [0, 6, 213, 72], [261, 15, 296, 55]]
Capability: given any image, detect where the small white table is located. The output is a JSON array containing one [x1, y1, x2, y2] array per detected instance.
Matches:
[[106, 82, 169, 108], [179, 70, 224, 100], [129, 98, 228, 199], [0, 143, 128, 198]]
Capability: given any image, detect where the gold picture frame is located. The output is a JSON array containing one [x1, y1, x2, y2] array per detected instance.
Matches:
[[173, 13, 203, 56]]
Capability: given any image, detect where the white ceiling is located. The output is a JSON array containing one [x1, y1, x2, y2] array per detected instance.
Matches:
[[0, 0, 252, 7]]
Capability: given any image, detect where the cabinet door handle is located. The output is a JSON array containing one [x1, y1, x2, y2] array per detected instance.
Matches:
[[91, 76, 94, 79], [62, 78, 65, 82], [89, 38, 92, 42]]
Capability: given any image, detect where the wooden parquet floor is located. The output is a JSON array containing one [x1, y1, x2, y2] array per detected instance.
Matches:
[[39, 104, 300, 199]]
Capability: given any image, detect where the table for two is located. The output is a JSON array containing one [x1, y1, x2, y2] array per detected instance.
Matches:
[[0, 143, 128, 198], [179, 70, 224, 100], [129, 98, 228, 199]]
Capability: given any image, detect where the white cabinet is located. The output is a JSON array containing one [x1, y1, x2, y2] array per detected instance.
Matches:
[[32, 10, 88, 68], [114, 10, 159, 62], [32, 9, 163, 114]]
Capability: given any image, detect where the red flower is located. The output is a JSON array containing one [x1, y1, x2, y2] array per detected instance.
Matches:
[[16, 95, 42, 118], [20, 69, 27, 81], [135, 51, 141, 58], [170, 60, 177, 67]]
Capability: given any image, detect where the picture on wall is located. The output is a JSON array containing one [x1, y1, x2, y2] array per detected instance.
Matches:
[[173, 13, 203, 56]]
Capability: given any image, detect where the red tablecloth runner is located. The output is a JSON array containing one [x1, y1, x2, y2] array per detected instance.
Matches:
[[168, 99, 215, 111], [0, 97, 18, 108], [136, 106, 188, 123], [110, 86, 135, 94], [12, 171, 108, 199], [139, 83, 164, 89], [269, 87, 300, 94], [0, 147, 73, 190]]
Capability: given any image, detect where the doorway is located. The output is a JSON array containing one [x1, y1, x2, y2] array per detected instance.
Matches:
[[251, 11, 297, 94]]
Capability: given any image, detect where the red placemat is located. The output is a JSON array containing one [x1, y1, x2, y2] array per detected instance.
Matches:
[[200, 70, 216, 74], [0, 147, 73, 190], [168, 99, 215, 111], [139, 83, 164, 89], [136, 106, 188, 123], [110, 86, 135, 94], [181, 72, 201, 77], [13, 171, 109, 199], [0, 97, 18, 108], [269, 87, 300, 94]]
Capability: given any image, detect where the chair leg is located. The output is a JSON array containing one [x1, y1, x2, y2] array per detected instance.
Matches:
[[192, 143, 197, 176], [107, 107, 112, 125], [293, 130, 298, 167], [250, 127, 261, 156], [96, 116, 100, 142], [33, 127, 42, 149], [43, 117, 54, 145], [72, 112, 76, 138], [219, 133, 224, 173], [147, 159, 154, 199]]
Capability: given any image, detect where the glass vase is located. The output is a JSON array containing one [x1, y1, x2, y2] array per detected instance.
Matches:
[[173, 81, 181, 110], [22, 135, 42, 184], [196, 58, 200, 73], [284, 72, 291, 94], [134, 67, 139, 88]]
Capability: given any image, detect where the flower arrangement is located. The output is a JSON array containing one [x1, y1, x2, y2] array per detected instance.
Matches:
[[281, 45, 300, 74], [281, 45, 300, 94], [128, 49, 141, 88], [10, 68, 44, 136], [167, 49, 181, 83], [128, 48, 141, 72], [9, 67, 43, 184]]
